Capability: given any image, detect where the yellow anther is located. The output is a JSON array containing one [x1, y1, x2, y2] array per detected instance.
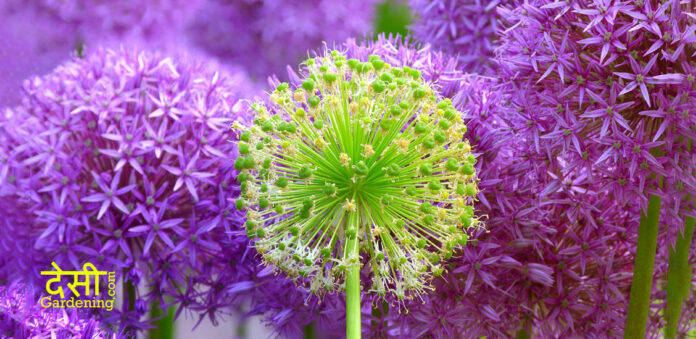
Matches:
[[363, 144, 375, 157], [345, 199, 357, 212]]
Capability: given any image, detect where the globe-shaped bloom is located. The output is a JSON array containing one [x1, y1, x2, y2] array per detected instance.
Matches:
[[187, 0, 379, 79], [496, 3, 696, 334], [0, 47, 255, 334], [496, 0, 696, 244], [234, 49, 479, 302]]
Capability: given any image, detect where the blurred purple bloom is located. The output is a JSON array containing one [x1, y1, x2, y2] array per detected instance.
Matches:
[[0, 1, 75, 106], [188, 0, 379, 79], [0, 0, 203, 106]]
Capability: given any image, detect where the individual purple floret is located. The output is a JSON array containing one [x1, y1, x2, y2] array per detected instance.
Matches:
[[408, 0, 516, 73], [0, 46, 256, 335], [187, 0, 379, 79]]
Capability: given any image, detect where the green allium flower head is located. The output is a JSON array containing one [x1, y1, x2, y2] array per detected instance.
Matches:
[[233, 50, 479, 301]]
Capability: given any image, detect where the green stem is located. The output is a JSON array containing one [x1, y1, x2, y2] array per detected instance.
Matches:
[[346, 230, 361, 339], [149, 298, 176, 339], [625, 194, 661, 339], [515, 319, 530, 339], [664, 202, 695, 339], [516, 329, 530, 339], [370, 300, 388, 335], [236, 316, 247, 339], [303, 322, 315, 339], [123, 274, 136, 337]]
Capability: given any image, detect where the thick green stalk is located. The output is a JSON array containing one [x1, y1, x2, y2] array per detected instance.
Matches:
[[123, 275, 136, 336], [515, 320, 530, 339], [516, 329, 530, 339], [149, 298, 175, 339], [303, 322, 315, 339], [664, 203, 696, 338], [346, 228, 361, 339], [625, 194, 661, 339], [236, 316, 247, 339]]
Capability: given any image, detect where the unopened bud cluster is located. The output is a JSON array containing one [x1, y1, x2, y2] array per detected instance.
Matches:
[[233, 50, 480, 302]]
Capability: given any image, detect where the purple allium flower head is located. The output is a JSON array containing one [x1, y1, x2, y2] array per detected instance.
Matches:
[[495, 0, 696, 245], [408, 0, 518, 73], [1, 46, 256, 334], [496, 3, 696, 334], [187, 0, 379, 79], [364, 72, 640, 337], [0, 284, 115, 338]]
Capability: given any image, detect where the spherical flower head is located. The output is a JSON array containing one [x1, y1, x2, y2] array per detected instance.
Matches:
[[496, 0, 696, 248], [1, 46, 255, 332], [234, 50, 480, 302]]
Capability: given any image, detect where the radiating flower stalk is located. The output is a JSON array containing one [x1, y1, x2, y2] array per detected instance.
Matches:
[[233, 50, 479, 338]]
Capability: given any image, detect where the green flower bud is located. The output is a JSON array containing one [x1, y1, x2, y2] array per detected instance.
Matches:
[[275, 176, 288, 188], [302, 79, 315, 92], [308, 95, 321, 108], [235, 199, 245, 210]]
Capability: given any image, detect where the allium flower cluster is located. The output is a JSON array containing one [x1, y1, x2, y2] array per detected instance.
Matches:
[[0, 284, 113, 338], [235, 49, 479, 302], [496, 0, 696, 245], [0, 47, 254, 334], [409, 0, 516, 72], [187, 0, 379, 79]]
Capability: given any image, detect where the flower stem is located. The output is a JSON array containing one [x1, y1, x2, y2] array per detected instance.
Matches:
[[515, 319, 530, 339], [664, 202, 695, 339], [123, 273, 136, 336], [149, 298, 175, 339], [346, 217, 361, 339], [303, 322, 315, 339], [625, 194, 661, 339]]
